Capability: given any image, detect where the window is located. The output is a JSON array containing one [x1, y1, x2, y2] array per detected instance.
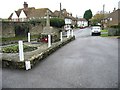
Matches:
[[110, 18, 112, 21]]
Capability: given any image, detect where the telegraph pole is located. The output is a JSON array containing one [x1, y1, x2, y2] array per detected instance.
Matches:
[[59, 2, 62, 18], [102, 4, 105, 29]]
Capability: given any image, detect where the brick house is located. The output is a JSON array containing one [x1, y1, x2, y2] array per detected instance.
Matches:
[[105, 8, 120, 27], [103, 7, 120, 36]]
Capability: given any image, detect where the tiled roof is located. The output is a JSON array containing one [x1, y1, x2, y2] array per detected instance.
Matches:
[[9, 7, 53, 19], [52, 9, 77, 21], [77, 18, 87, 21], [28, 8, 53, 18]]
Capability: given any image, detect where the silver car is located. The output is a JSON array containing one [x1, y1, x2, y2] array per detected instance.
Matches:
[[91, 26, 101, 35]]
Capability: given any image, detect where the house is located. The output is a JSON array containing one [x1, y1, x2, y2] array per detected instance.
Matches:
[[104, 1, 120, 27], [18, 10, 27, 21], [8, 2, 77, 29], [8, 2, 53, 22], [53, 9, 77, 29], [104, 8, 120, 27], [104, 8, 120, 36], [11, 11, 19, 21], [77, 18, 88, 28]]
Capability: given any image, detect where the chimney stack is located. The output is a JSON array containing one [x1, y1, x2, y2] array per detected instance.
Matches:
[[69, 13, 72, 16], [23, 2, 28, 9], [113, 7, 116, 12]]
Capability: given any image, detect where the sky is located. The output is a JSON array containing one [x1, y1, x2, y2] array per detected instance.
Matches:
[[0, 0, 119, 18]]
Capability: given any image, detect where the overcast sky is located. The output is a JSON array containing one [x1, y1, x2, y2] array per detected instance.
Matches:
[[0, 0, 119, 18]]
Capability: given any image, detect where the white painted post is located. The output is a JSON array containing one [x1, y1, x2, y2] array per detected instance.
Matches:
[[25, 61, 31, 70], [71, 30, 74, 37], [48, 35, 51, 48], [67, 29, 70, 38], [69, 29, 70, 37], [28, 33, 30, 42], [18, 40, 24, 61], [60, 32, 63, 41], [67, 30, 69, 38]]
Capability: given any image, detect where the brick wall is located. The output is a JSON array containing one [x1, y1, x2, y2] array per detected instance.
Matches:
[[107, 9, 120, 26]]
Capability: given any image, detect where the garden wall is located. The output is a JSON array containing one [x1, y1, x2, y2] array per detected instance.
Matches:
[[2, 22, 15, 38], [2, 22, 44, 38]]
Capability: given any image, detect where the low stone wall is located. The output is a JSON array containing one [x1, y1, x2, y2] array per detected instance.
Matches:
[[2, 36, 75, 70], [108, 28, 120, 36]]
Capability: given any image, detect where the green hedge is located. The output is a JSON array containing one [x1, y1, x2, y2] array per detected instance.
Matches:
[[110, 25, 120, 28], [108, 24, 120, 36], [50, 18, 65, 28], [14, 23, 29, 37]]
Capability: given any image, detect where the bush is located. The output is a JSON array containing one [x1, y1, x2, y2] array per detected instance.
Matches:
[[109, 24, 120, 36], [2, 45, 37, 53], [50, 18, 65, 28], [29, 19, 44, 26], [110, 25, 120, 28], [14, 23, 29, 37]]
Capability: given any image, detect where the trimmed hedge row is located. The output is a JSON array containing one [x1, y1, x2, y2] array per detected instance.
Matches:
[[108, 24, 120, 36]]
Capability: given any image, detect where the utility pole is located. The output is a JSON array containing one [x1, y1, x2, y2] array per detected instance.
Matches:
[[102, 4, 105, 30], [59, 2, 62, 18]]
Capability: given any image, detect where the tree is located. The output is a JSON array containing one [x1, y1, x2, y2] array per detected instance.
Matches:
[[83, 9, 93, 26], [90, 12, 109, 26]]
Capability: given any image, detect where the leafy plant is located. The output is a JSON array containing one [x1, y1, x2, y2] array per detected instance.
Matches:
[[14, 23, 29, 37], [2, 45, 37, 53], [50, 18, 65, 28]]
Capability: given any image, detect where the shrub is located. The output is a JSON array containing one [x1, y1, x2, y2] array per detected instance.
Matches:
[[108, 24, 120, 36], [110, 25, 120, 28], [14, 23, 29, 37], [2, 45, 37, 53], [29, 19, 44, 26], [50, 18, 65, 28]]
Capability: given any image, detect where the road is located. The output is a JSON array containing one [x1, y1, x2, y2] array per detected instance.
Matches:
[[2, 28, 118, 88]]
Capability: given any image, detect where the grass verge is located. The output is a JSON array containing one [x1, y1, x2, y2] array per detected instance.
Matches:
[[101, 29, 108, 37]]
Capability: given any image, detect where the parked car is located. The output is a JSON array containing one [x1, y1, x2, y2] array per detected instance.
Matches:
[[91, 26, 101, 36]]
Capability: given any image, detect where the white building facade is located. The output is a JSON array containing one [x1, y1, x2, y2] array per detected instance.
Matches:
[[77, 18, 88, 28], [19, 10, 27, 22]]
